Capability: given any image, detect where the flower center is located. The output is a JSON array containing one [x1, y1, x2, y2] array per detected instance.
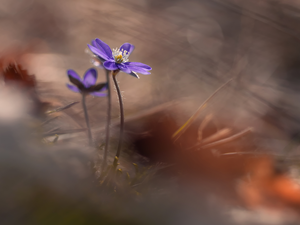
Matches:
[[112, 48, 129, 64]]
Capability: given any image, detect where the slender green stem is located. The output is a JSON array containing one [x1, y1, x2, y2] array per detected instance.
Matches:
[[82, 94, 92, 145], [102, 69, 111, 170], [112, 72, 124, 159]]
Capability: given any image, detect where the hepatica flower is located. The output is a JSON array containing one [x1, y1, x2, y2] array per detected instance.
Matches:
[[88, 39, 151, 78], [66, 68, 107, 97]]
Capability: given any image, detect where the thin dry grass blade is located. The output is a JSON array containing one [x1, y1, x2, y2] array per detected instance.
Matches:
[[41, 116, 59, 126], [172, 79, 233, 141], [46, 101, 79, 114], [197, 113, 213, 141], [43, 128, 87, 137]]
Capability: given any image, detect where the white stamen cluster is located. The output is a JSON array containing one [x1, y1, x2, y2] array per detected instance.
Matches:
[[112, 48, 129, 63]]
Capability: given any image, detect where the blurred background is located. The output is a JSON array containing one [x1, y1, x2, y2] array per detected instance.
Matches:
[[1, 0, 300, 148], [1, 0, 300, 224]]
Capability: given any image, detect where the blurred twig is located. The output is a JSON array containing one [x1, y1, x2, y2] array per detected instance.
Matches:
[[201, 128, 232, 145], [186, 127, 252, 151], [201, 127, 253, 149]]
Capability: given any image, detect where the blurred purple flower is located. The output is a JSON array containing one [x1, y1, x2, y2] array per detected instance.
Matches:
[[66, 68, 107, 97], [88, 39, 152, 78]]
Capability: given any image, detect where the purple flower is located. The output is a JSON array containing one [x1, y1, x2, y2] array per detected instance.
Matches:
[[66, 68, 107, 97], [88, 39, 152, 78]]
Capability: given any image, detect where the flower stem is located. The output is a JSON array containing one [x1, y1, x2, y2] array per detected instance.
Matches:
[[112, 71, 124, 159], [82, 94, 92, 145], [102, 69, 111, 170]]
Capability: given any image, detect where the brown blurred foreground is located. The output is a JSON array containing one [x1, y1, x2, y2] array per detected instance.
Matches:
[[128, 108, 300, 215]]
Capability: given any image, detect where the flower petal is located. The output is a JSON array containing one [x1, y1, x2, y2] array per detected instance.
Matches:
[[103, 61, 119, 70], [67, 70, 84, 89], [120, 43, 135, 55], [100, 83, 108, 91], [87, 82, 107, 92], [91, 41, 106, 62], [83, 68, 97, 88], [95, 39, 113, 59], [129, 71, 140, 79], [125, 65, 151, 75], [67, 69, 81, 82], [117, 63, 131, 74], [88, 44, 111, 61], [66, 84, 80, 93], [124, 62, 151, 70], [91, 39, 97, 47], [90, 91, 107, 97]]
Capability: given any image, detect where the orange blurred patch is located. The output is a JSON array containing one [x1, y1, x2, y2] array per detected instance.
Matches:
[[2, 63, 36, 89], [0, 46, 49, 117], [238, 157, 300, 210], [129, 110, 300, 213]]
